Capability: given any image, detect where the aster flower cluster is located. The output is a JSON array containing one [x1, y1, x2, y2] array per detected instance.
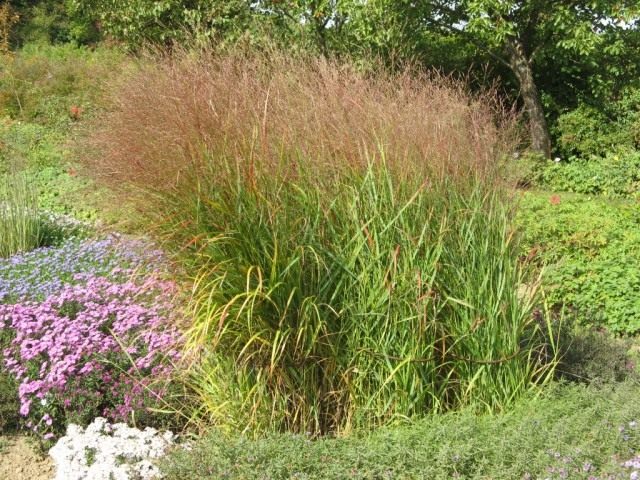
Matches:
[[0, 234, 166, 303], [0, 234, 182, 440]]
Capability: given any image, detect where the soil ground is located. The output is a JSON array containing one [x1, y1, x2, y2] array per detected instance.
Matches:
[[0, 435, 54, 480]]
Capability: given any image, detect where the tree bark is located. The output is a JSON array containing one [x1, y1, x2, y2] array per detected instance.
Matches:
[[505, 38, 552, 158]]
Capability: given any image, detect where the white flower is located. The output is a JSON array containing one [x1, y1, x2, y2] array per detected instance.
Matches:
[[49, 418, 175, 480]]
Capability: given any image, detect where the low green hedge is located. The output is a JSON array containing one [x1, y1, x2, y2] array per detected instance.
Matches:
[[161, 382, 640, 480]]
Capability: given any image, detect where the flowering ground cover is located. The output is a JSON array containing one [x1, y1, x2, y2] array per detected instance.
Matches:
[[0, 234, 184, 442], [0, 234, 166, 303]]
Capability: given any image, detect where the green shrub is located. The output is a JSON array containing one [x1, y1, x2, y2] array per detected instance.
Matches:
[[505, 151, 547, 187], [0, 119, 105, 223], [555, 105, 632, 158], [0, 328, 19, 433], [517, 191, 640, 334], [556, 324, 637, 385], [0, 119, 66, 172], [0, 371, 19, 433], [10, 0, 100, 46], [28, 166, 97, 221], [554, 88, 640, 159], [0, 43, 125, 225], [539, 152, 640, 198], [161, 382, 640, 480]]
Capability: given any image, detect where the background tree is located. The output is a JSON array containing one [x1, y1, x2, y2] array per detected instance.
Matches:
[[24, 0, 640, 156], [419, 0, 640, 157]]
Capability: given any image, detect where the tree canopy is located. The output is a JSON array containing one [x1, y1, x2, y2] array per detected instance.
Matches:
[[6, 0, 640, 156]]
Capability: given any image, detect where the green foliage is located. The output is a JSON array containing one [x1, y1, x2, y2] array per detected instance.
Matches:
[[161, 382, 640, 480], [0, 322, 18, 433], [8, 0, 99, 46], [0, 42, 124, 126], [0, 120, 100, 222], [555, 87, 640, 158], [0, 43, 126, 223], [67, 0, 258, 48], [557, 325, 637, 385], [517, 191, 640, 334], [555, 107, 632, 158], [28, 166, 96, 220], [0, 119, 65, 172], [505, 152, 547, 187], [0, 339, 19, 433], [0, 373, 19, 432], [539, 152, 640, 198]]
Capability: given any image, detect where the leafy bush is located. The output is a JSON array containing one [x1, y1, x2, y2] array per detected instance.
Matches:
[[67, 0, 258, 48], [0, 326, 19, 433], [557, 325, 636, 385], [0, 368, 19, 432], [555, 105, 633, 158], [0, 119, 105, 222], [27, 166, 98, 221], [10, 0, 100, 46], [505, 151, 547, 187], [82, 50, 555, 435], [554, 88, 640, 159], [517, 192, 640, 334], [539, 152, 640, 198], [161, 383, 640, 480], [0, 119, 66, 172], [0, 44, 127, 226]]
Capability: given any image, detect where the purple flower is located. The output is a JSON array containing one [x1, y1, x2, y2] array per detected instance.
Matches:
[[1, 273, 182, 438], [0, 234, 168, 303]]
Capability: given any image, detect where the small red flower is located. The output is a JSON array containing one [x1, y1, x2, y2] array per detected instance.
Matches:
[[69, 105, 83, 120], [549, 194, 561, 205]]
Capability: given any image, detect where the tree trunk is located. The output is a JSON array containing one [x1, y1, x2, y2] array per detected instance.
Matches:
[[505, 38, 552, 158]]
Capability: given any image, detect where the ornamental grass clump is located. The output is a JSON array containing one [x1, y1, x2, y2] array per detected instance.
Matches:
[[0, 275, 182, 440], [83, 49, 555, 435], [0, 171, 40, 258]]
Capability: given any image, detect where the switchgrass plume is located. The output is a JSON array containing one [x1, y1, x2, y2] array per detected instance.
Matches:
[[80, 49, 555, 436]]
